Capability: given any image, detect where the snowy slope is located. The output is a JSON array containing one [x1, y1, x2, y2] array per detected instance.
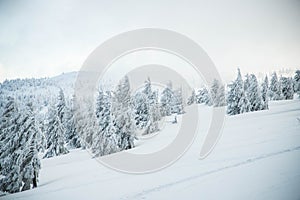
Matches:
[[2, 100, 300, 200]]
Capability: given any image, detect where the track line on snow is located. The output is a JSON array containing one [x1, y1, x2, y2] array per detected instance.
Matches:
[[125, 145, 300, 199]]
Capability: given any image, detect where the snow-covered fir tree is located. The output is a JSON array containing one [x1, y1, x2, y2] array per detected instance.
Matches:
[[246, 74, 263, 112], [0, 97, 23, 193], [160, 81, 175, 116], [133, 91, 148, 129], [196, 87, 212, 105], [210, 79, 226, 107], [244, 74, 251, 95], [0, 97, 19, 156], [215, 84, 226, 107], [143, 79, 161, 134], [172, 87, 184, 114], [20, 103, 41, 191], [80, 99, 97, 149], [294, 70, 300, 98], [73, 98, 87, 148], [112, 76, 135, 150], [133, 78, 161, 135], [0, 99, 41, 193], [210, 79, 220, 104], [261, 75, 269, 110], [227, 68, 246, 115], [238, 89, 250, 113], [269, 72, 281, 100], [93, 89, 118, 156], [280, 76, 294, 100], [187, 90, 196, 105], [65, 95, 81, 149], [57, 89, 66, 125], [43, 91, 69, 158], [144, 90, 161, 134]]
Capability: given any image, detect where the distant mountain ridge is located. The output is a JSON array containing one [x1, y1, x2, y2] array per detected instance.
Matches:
[[0, 72, 79, 116]]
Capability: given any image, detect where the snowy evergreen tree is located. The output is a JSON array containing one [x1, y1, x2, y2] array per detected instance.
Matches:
[[294, 70, 300, 98], [294, 70, 300, 82], [133, 85, 149, 130], [280, 77, 294, 100], [215, 84, 226, 107], [160, 81, 175, 116], [246, 74, 263, 112], [269, 72, 281, 100], [57, 89, 66, 125], [172, 87, 184, 114], [65, 95, 81, 149], [0, 153, 23, 193], [196, 87, 212, 105], [80, 102, 96, 149], [210, 79, 219, 104], [146, 91, 161, 134], [261, 75, 269, 110], [133, 91, 148, 129], [238, 89, 250, 113], [93, 89, 118, 156], [43, 91, 69, 158], [20, 103, 41, 191], [73, 98, 87, 148], [145, 90, 161, 134], [210, 79, 226, 107], [244, 74, 251, 95], [133, 78, 161, 135], [227, 68, 246, 115], [0, 97, 20, 159], [112, 76, 135, 150], [0, 100, 41, 193], [187, 90, 196, 105], [0, 97, 23, 193]]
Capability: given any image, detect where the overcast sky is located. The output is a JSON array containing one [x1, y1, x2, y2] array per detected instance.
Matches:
[[0, 0, 299, 82]]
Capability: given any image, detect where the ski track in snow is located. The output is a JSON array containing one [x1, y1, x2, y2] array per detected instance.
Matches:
[[126, 145, 300, 200]]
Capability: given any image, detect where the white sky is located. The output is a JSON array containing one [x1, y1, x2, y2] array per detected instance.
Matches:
[[0, 0, 299, 83]]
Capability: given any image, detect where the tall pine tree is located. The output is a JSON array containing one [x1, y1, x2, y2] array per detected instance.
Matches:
[[210, 79, 226, 107], [294, 70, 300, 98], [246, 74, 263, 111], [196, 87, 212, 105], [20, 103, 41, 191], [0, 99, 41, 193], [261, 75, 269, 110], [280, 77, 294, 100], [187, 90, 196, 105], [227, 68, 246, 115], [0, 97, 23, 193], [93, 89, 118, 156], [112, 76, 135, 150], [43, 90, 69, 158], [160, 81, 175, 116], [269, 72, 281, 100], [65, 95, 81, 149]]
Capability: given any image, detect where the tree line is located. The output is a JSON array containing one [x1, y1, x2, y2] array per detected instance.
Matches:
[[187, 69, 300, 115], [0, 76, 184, 193], [0, 69, 299, 193]]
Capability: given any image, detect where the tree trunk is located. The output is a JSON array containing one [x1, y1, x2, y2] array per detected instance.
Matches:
[[33, 172, 38, 188]]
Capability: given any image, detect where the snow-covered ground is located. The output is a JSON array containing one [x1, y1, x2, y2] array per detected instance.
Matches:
[[2, 100, 300, 200]]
